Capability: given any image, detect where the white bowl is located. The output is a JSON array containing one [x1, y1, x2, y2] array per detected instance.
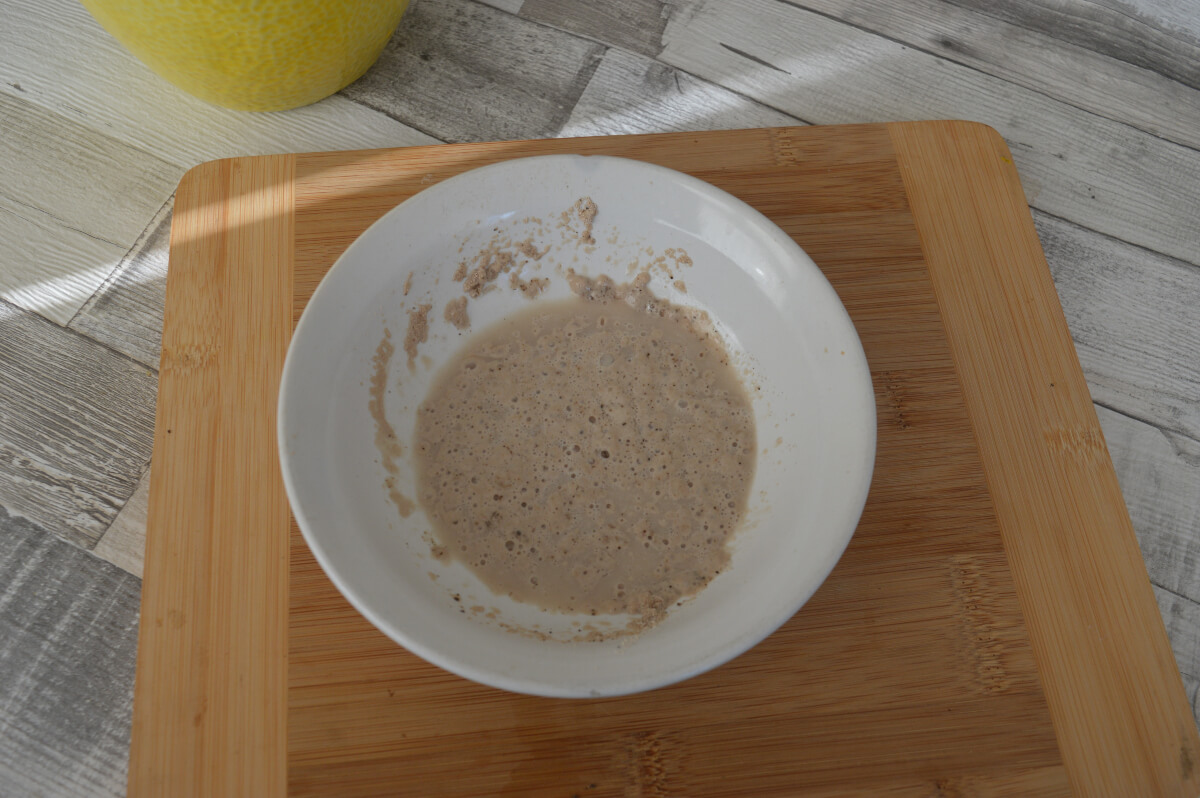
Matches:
[[278, 155, 875, 697]]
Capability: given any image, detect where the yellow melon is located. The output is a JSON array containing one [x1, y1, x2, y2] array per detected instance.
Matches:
[[81, 0, 410, 111]]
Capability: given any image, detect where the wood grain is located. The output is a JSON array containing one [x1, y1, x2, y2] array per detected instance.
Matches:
[[341, 0, 605, 143], [790, 0, 1200, 151], [1039, 212, 1200, 442], [659, 0, 1200, 268], [889, 119, 1200, 796], [1186, 673, 1200, 727], [71, 200, 173, 370], [93, 466, 150, 579], [561, 47, 800, 137], [0, 92, 178, 250], [127, 156, 295, 797], [1100, 0, 1200, 42], [473, 0, 525, 12], [0, 195, 126, 326], [943, 0, 1200, 91], [519, 0, 670, 57], [0, 504, 140, 798], [0, 92, 178, 323], [1100, 406, 1200, 604], [0, 299, 156, 548], [1158, 586, 1200, 706]]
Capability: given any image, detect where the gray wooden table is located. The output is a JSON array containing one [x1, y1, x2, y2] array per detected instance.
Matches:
[[1, 0, 1198, 793]]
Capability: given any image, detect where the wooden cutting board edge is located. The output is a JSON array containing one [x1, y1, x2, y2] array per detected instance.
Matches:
[[889, 120, 1200, 796], [128, 154, 294, 797], [127, 122, 1200, 797]]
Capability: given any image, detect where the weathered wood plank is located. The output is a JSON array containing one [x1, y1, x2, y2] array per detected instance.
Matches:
[[0, 197, 126, 326], [890, 119, 1198, 796], [472, 0, 525, 12], [1038, 212, 1200, 442], [0, 504, 140, 798], [520, 0, 669, 57], [341, 0, 605, 142], [562, 47, 798, 136], [71, 200, 171, 369], [1157, 586, 1200, 730], [0, 92, 179, 250], [0, 92, 179, 323], [1186, 672, 1200, 731], [0, 299, 156, 548], [1156, 587, 1200, 698], [1099, 406, 1200, 606], [660, 0, 1200, 267], [93, 467, 149, 579], [788, 0, 1200, 151], [943, 0, 1200, 90], [0, 0, 436, 167]]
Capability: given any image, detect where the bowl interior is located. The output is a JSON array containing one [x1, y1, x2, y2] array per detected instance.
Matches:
[[279, 155, 876, 697]]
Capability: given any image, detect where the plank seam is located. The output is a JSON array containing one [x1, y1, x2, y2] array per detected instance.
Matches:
[[770, 0, 1200, 155]]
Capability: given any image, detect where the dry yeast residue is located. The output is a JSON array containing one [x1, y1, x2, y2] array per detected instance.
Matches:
[[516, 238, 549, 260], [404, 303, 432, 370], [452, 232, 552, 300], [368, 329, 415, 518], [510, 272, 549, 298], [558, 197, 598, 246], [443, 296, 470, 330]]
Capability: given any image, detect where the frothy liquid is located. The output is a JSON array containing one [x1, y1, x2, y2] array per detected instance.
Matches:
[[414, 294, 756, 630]]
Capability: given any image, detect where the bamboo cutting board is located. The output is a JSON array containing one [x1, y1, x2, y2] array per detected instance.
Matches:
[[128, 122, 1200, 797]]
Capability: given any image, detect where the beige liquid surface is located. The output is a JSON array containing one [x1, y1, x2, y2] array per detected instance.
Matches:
[[413, 286, 757, 631]]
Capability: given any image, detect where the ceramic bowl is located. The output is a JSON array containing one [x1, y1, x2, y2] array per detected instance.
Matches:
[[278, 155, 875, 697]]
